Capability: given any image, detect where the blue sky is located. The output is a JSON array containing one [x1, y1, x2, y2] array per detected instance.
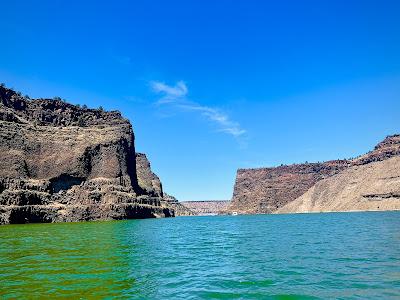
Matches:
[[1, 0, 400, 200]]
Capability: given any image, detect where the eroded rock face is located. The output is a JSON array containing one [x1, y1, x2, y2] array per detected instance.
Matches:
[[0, 86, 173, 224], [228, 161, 350, 214], [162, 194, 195, 216], [276, 156, 400, 214], [180, 200, 230, 215], [228, 135, 400, 214], [135, 153, 163, 198], [134, 153, 195, 216]]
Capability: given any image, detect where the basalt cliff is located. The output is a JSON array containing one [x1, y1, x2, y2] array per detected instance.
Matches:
[[163, 194, 195, 216], [0, 86, 174, 224], [135, 152, 192, 216], [228, 135, 400, 214]]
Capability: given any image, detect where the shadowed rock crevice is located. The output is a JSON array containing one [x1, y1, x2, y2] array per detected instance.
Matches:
[[8, 206, 54, 224], [50, 174, 85, 193], [362, 193, 400, 200]]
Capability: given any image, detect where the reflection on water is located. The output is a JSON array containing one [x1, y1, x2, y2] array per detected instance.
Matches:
[[1, 212, 400, 299], [0, 221, 137, 298]]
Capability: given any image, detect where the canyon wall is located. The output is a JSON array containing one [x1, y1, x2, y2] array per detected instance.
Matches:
[[181, 200, 230, 215], [0, 86, 173, 224], [228, 135, 400, 214], [277, 156, 400, 213]]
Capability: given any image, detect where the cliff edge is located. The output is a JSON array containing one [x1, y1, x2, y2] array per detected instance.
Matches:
[[228, 135, 400, 214], [277, 156, 400, 213], [0, 85, 173, 224], [134, 153, 194, 216]]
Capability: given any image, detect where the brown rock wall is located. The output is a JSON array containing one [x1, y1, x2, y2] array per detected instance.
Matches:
[[0, 85, 172, 224], [228, 135, 400, 214]]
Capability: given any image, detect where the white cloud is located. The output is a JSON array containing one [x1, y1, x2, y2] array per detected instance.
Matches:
[[150, 80, 188, 100], [150, 80, 246, 138]]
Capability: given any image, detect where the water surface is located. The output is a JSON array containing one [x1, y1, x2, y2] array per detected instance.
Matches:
[[1, 211, 399, 299]]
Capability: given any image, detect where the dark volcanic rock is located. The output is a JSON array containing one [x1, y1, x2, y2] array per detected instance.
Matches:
[[134, 153, 194, 216], [135, 153, 163, 197], [162, 193, 195, 216], [0, 86, 173, 224], [353, 134, 400, 165], [228, 135, 400, 214]]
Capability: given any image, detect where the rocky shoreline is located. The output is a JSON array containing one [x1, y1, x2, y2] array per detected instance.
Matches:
[[1, 85, 399, 224]]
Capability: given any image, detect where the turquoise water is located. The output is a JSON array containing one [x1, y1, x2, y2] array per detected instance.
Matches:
[[1, 212, 399, 299]]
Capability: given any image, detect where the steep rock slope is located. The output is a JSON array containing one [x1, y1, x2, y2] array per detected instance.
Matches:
[[0, 86, 172, 224], [277, 156, 400, 213], [228, 135, 400, 214], [135, 153, 163, 197], [228, 162, 349, 214], [135, 153, 194, 216], [163, 194, 195, 216]]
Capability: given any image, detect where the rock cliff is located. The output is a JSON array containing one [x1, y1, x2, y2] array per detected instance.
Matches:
[[181, 200, 230, 215], [162, 194, 195, 216], [0, 85, 173, 224], [228, 135, 400, 214], [276, 156, 400, 213], [133, 153, 194, 216], [135, 153, 163, 198]]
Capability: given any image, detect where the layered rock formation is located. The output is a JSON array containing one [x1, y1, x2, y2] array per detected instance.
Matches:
[[135, 153, 163, 198], [181, 200, 230, 215], [134, 153, 194, 216], [0, 86, 173, 224], [277, 156, 400, 213], [162, 194, 195, 216], [228, 162, 350, 214], [228, 135, 400, 214]]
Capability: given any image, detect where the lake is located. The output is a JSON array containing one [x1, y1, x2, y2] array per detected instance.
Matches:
[[1, 211, 399, 299]]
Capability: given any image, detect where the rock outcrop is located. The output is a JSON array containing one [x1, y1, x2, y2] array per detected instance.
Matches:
[[162, 194, 195, 216], [135, 153, 163, 198], [0, 85, 173, 224], [228, 135, 400, 214], [134, 152, 194, 216]]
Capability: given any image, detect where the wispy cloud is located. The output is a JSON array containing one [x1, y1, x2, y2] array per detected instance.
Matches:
[[150, 80, 246, 137], [151, 80, 188, 99], [150, 80, 189, 105]]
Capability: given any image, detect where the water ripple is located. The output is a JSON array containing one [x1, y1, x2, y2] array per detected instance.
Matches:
[[1, 212, 400, 299]]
